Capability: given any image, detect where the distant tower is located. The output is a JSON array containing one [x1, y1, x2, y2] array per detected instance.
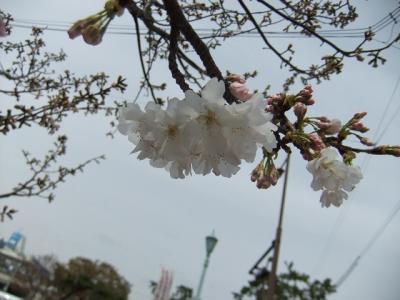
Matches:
[[6, 232, 26, 255]]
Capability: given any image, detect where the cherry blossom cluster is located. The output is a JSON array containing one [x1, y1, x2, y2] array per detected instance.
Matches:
[[68, 0, 124, 45], [118, 78, 277, 178]]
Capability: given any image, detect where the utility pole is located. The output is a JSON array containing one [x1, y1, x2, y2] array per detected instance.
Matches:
[[264, 154, 291, 300]]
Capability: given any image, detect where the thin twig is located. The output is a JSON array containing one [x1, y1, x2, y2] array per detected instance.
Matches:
[[132, 15, 159, 104]]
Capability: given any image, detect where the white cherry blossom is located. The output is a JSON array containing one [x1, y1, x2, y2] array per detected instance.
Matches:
[[307, 147, 363, 207], [118, 78, 278, 179]]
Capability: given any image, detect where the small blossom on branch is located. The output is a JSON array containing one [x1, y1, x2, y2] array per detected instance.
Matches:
[[306, 147, 362, 207], [68, 0, 124, 45], [227, 74, 254, 101]]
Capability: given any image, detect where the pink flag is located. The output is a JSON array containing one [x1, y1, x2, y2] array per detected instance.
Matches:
[[154, 267, 174, 300]]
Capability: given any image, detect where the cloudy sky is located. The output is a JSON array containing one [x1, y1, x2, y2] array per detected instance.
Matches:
[[1, 1, 400, 300]]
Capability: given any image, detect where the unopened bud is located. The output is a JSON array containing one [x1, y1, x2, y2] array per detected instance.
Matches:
[[325, 119, 342, 135], [229, 81, 254, 101], [293, 102, 307, 119], [0, 17, 8, 37], [268, 165, 279, 186], [384, 146, 400, 157], [349, 121, 369, 133], [226, 74, 246, 84], [356, 54, 364, 62], [360, 137, 375, 146], [353, 112, 367, 120], [256, 175, 272, 189], [303, 98, 315, 105], [308, 133, 326, 151], [267, 93, 285, 105], [82, 24, 103, 46]]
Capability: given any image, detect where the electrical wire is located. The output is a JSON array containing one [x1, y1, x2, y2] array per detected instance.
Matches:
[[8, 6, 400, 39], [335, 198, 400, 287], [313, 75, 400, 286]]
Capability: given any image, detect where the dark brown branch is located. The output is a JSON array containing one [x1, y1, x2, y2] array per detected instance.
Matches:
[[163, 0, 222, 79], [163, 0, 236, 103], [167, 13, 190, 91]]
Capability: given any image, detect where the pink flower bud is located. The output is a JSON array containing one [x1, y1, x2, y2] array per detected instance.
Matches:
[[229, 81, 254, 101], [256, 175, 272, 189], [303, 98, 315, 105], [325, 119, 342, 135], [267, 94, 284, 105], [316, 116, 330, 122], [388, 146, 400, 157], [353, 112, 367, 120], [68, 20, 84, 39], [68, 16, 100, 40], [316, 121, 331, 130], [349, 121, 369, 133], [227, 74, 246, 84], [0, 18, 7, 37], [304, 85, 313, 94], [297, 85, 315, 105], [360, 137, 375, 146], [82, 24, 103, 46], [265, 105, 275, 113], [293, 102, 307, 119], [308, 133, 326, 151]]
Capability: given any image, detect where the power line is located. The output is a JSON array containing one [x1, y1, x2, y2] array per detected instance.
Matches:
[[12, 6, 400, 34], [361, 75, 400, 171], [335, 198, 400, 287], [8, 6, 400, 39], [313, 75, 400, 286]]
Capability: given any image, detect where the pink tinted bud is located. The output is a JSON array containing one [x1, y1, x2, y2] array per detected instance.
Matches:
[[316, 116, 330, 122], [349, 121, 368, 133], [256, 175, 271, 189], [297, 85, 315, 105], [293, 102, 307, 119], [0, 18, 7, 37], [82, 25, 103, 46], [388, 146, 400, 157], [304, 85, 313, 93], [227, 74, 246, 84], [303, 98, 315, 105], [267, 94, 284, 105], [68, 20, 84, 39], [353, 112, 367, 120], [325, 119, 342, 135], [308, 133, 326, 151], [316, 121, 330, 130], [265, 105, 275, 113], [269, 166, 279, 186], [251, 163, 263, 182], [229, 81, 254, 101], [68, 16, 99, 40], [301, 151, 313, 161], [360, 137, 375, 146]]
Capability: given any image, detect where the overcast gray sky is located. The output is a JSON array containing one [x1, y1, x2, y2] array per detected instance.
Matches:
[[1, 1, 400, 299]]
